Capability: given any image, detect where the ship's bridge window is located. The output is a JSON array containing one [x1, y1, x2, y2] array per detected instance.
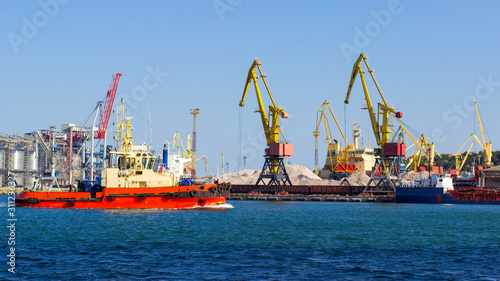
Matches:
[[136, 153, 141, 157], [142, 157, 148, 169], [130, 158, 135, 169], [118, 156, 125, 170], [126, 157, 131, 169], [148, 158, 155, 170]]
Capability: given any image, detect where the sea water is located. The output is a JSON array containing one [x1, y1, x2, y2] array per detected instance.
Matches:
[[1, 196, 499, 280]]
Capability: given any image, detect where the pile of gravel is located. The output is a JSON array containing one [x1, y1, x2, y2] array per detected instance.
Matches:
[[197, 164, 376, 186]]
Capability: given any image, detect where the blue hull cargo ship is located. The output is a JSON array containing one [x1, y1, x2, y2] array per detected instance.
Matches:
[[396, 174, 499, 205]]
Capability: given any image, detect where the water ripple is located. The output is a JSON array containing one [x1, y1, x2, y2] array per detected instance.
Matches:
[[1, 197, 499, 280]]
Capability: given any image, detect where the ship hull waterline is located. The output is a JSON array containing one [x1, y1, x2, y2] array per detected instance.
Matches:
[[15, 184, 230, 209], [396, 187, 500, 205]]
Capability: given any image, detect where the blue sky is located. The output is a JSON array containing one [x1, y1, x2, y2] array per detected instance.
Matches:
[[2, 0, 500, 175]]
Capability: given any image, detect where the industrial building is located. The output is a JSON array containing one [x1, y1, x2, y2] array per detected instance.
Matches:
[[0, 124, 106, 189]]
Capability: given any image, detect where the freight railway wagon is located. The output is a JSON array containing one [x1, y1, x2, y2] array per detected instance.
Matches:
[[230, 185, 365, 195]]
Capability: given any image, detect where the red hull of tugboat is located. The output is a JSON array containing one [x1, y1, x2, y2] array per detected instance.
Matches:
[[15, 183, 230, 209]]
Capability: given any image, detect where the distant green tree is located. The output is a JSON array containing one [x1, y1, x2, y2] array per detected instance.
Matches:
[[415, 150, 499, 172]]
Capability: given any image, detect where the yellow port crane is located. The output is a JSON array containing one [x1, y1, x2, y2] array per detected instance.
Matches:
[[313, 100, 352, 177], [451, 134, 484, 175], [171, 132, 208, 175], [474, 100, 493, 167], [344, 54, 407, 192], [239, 59, 293, 192], [172, 132, 190, 159], [344, 54, 403, 152], [405, 134, 440, 171]]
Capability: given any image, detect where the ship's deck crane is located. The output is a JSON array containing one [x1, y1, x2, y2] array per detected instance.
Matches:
[[171, 132, 208, 176], [314, 100, 352, 177], [474, 100, 493, 167], [193, 156, 208, 173], [239, 59, 293, 192]]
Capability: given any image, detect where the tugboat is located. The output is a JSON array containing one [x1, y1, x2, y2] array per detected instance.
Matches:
[[16, 102, 230, 209]]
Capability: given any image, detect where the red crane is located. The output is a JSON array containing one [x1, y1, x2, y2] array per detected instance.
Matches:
[[97, 73, 122, 139]]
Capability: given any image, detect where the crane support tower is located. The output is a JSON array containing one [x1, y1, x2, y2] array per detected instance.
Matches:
[[240, 59, 293, 193], [344, 54, 405, 193], [190, 109, 200, 177]]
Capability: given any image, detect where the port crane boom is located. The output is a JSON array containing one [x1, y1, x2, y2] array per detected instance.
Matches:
[[344, 54, 402, 148], [240, 60, 287, 146], [452, 134, 484, 175], [474, 100, 493, 167], [97, 73, 122, 139]]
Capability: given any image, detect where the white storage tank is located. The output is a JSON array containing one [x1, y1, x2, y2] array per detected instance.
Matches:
[[28, 149, 38, 171], [13, 149, 25, 170]]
